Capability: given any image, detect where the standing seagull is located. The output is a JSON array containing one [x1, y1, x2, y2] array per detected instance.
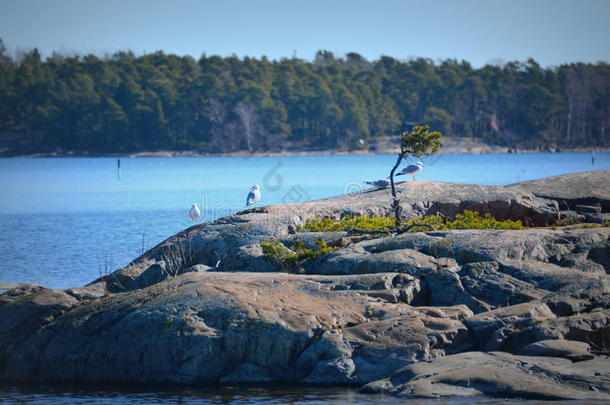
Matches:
[[188, 202, 202, 221], [395, 162, 424, 180], [246, 185, 261, 207]]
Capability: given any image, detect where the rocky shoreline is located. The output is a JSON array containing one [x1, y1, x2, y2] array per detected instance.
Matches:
[[1, 170, 609, 400]]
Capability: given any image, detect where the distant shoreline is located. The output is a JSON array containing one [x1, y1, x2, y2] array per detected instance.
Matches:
[[4, 137, 609, 158], [7, 146, 609, 159]]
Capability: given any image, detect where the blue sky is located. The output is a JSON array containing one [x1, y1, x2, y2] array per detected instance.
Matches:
[[1, 0, 609, 66]]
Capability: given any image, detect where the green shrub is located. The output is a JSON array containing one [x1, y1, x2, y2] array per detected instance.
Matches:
[[297, 210, 526, 233], [261, 240, 295, 269], [261, 238, 339, 271], [603, 221, 610, 227], [441, 210, 526, 230], [296, 215, 395, 232], [403, 214, 446, 232]]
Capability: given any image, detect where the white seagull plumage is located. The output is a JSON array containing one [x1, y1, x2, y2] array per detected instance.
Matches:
[[365, 179, 391, 189], [246, 184, 261, 207], [395, 162, 424, 180], [188, 202, 202, 221]]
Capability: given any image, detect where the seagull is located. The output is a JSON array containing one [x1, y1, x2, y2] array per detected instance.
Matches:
[[365, 179, 391, 189], [246, 185, 261, 207], [395, 162, 424, 180], [188, 202, 202, 221]]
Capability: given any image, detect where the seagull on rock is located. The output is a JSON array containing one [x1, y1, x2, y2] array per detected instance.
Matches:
[[188, 202, 202, 221], [246, 185, 261, 207], [395, 162, 424, 180], [365, 179, 391, 189]]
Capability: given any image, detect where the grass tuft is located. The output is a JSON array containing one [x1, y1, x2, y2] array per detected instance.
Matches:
[[567, 223, 601, 229], [553, 216, 583, 226]]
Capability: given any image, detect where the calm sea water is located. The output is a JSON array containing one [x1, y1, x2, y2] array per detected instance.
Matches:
[[1, 152, 608, 403], [0, 383, 604, 405], [1, 152, 609, 289]]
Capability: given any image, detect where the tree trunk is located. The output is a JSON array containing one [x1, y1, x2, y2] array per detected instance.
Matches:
[[389, 153, 404, 228]]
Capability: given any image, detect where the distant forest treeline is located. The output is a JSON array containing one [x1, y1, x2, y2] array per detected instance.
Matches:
[[0, 40, 608, 155]]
